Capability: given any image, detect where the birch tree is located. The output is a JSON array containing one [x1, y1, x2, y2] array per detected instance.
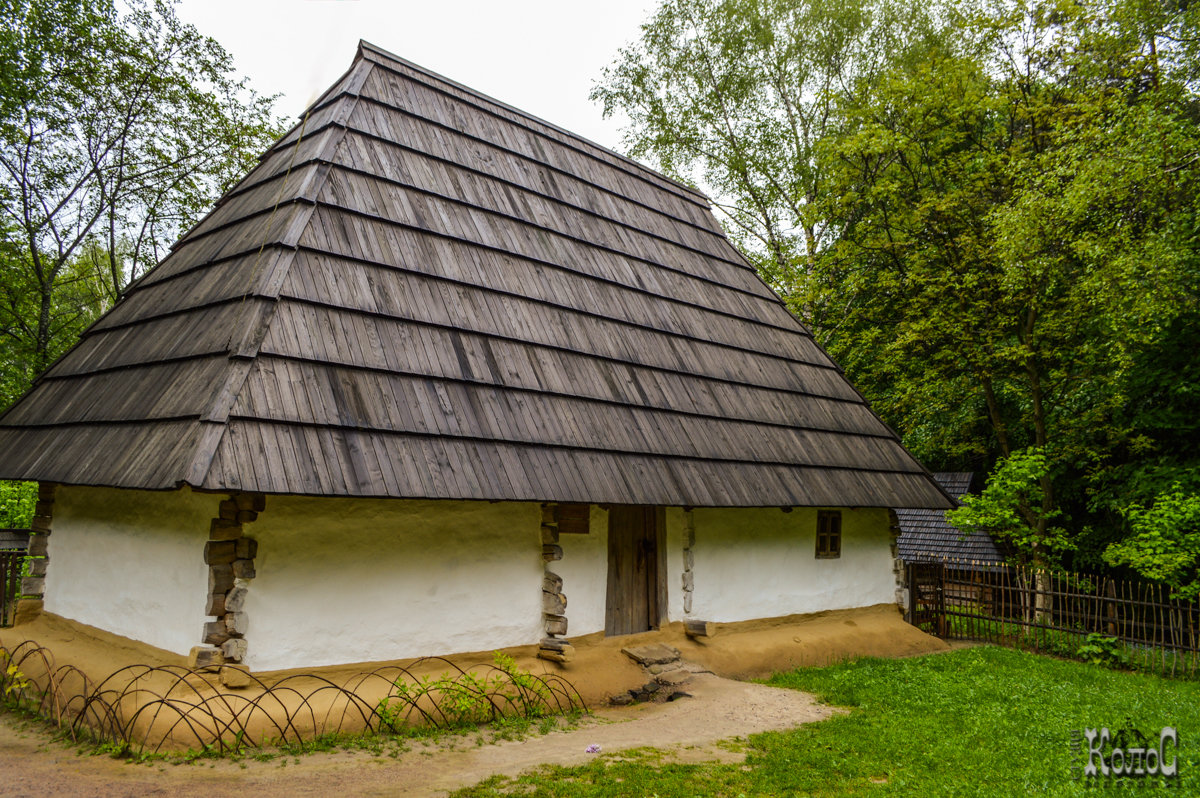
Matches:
[[0, 0, 281, 385]]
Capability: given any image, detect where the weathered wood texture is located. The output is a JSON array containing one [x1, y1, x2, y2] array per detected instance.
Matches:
[[0, 41, 952, 510], [605, 505, 664, 636], [896, 473, 1006, 564]]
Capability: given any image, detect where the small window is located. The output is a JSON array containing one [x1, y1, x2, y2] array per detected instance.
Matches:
[[816, 511, 841, 559]]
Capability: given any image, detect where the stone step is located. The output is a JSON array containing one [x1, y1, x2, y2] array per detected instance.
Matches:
[[620, 642, 680, 665]]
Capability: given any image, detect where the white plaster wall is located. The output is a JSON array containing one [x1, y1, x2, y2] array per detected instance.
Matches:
[[554, 505, 608, 636], [40, 491, 894, 665], [243, 497, 544, 671], [45, 486, 212, 656], [690, 507, 895, 622]]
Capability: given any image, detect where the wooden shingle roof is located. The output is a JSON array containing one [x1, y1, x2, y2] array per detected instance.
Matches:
[[896, 473, 1005, 563], [0, 529, 29, 551], [0, 42, 952, 509]]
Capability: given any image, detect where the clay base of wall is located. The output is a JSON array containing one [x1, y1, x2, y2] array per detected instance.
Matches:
[[1, 604, 946, 750]]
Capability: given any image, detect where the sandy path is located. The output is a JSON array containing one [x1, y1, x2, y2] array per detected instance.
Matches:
[[0, 672, 834, 797]]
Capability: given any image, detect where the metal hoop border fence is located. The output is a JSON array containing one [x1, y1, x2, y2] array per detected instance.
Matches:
[[0, 639, 586, 754]]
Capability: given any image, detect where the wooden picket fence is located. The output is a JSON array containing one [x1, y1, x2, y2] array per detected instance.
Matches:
[[1, 550, 22, 628], [0, 529, 29, 627], [905, 560, 1200, 678]]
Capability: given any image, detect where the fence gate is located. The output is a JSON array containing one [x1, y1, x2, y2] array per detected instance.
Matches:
[[905, 561, 946, 635]]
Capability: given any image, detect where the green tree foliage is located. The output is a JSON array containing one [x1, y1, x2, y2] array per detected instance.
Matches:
[[591, 0, 937, 317], [948, 448, 1070, 566], [0, 0, 282, 393], [1106, 485, 1200, 599], [0, 232, 107, 408], [0, 479, 34, 528], [597, 0, 1200, 568]]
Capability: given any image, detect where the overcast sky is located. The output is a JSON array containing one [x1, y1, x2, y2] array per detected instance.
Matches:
[[175, 0, 657, 152]]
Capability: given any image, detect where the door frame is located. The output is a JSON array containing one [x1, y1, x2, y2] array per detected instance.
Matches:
[[604, 505, 667, 635]]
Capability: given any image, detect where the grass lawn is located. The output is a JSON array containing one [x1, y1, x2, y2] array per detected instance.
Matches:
[[455, 646, 1198, 796]]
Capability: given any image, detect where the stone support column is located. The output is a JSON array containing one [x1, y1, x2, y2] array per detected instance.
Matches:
[[189, 492, 264, 685], [888, 509, 908, 611], [538, 503, 573, 663]]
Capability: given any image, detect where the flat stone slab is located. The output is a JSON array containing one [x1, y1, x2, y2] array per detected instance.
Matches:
[[656, 670, 693, 686], [621, 643, 680, 665]]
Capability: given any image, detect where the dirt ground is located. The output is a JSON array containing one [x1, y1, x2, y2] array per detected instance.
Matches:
[[5, 603, 946, 709], [0, 670, 834, 797], [0, 604, 947, 796]]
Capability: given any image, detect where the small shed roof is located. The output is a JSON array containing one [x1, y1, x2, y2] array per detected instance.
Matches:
[[896, 473, 1005, 563], [0, 42, 952, 509], [0, 529, 29, 551]]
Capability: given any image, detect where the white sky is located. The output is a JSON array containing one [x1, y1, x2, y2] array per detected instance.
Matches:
[[174, 0, 658, 153]]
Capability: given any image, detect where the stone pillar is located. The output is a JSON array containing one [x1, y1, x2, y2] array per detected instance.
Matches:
[[189, 492, 263, 681], [538, 503, 573, 663], [888, 509, 908, 611], [680, 509, 696, 616]]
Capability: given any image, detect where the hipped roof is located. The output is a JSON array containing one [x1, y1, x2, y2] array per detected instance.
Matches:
[[0, 42, 951, 509]]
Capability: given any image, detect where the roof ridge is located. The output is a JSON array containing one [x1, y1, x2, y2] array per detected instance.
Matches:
[[355, 40, 711, 205]]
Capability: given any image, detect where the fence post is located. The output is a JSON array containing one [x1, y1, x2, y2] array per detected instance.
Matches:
[[936, 561, 947, 637]]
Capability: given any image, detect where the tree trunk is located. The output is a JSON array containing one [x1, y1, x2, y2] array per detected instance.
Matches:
[[34, 278, 54, 374]]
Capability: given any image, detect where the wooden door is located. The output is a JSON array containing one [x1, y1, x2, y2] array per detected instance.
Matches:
[[605, 506, 665, 635]]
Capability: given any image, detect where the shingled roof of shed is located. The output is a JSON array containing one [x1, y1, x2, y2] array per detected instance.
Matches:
[[0, 42, 952, 509], [896, 473, 1006, 563]]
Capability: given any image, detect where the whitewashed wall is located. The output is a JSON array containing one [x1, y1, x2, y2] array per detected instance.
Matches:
[[553, 505, 608, 636], [242, 497, 544, 671], [689, 507, 895, 621], [45, 486, 212, 657], [43, 488, 895, 668], [664, 507, 687, 622]]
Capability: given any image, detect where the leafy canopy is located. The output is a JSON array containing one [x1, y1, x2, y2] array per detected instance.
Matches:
[[0, 0, 283, 391], [596, 0, 1200, 572], [948, 448, 1071, 564], [1106, 486, 1200, 599]]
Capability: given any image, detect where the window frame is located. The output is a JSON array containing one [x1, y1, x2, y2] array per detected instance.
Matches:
[[815, 510, 842, 559]]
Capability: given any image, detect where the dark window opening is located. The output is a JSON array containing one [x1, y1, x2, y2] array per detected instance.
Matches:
[[816, 511, 841, 559]]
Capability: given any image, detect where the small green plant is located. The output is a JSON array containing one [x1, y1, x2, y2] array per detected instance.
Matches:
[[1, 650, 30, 704], [377, 652, 567, 733], [376, 678, 413, 730], [1077, 633, 1130, 669], [91, 740, 134, 760]]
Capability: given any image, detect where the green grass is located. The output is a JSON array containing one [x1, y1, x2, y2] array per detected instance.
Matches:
[[454, 646, 1199, 796], [939, 609, 1200, 677]]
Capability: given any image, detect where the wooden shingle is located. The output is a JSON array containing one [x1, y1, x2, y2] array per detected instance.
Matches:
[[896, 473, 1005, 563], [0, 42, 952, 510]]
